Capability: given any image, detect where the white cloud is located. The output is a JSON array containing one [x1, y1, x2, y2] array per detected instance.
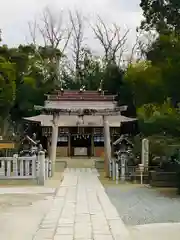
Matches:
[[0, 0, 142, 49]]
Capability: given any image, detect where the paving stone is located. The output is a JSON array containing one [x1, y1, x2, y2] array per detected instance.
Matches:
[[40, 223, 55, 229], [109, 219, 131, 239], [57, 222, 74, 227], [55, 226, 74, 235], [34, 229, 54, 238], [58, 218, 74, 225], [74, 231, 92, 239], [93, 235, 114, 240], [75, 213, 91, 223], [31, 168, 131, 239], [54, 235, 73, 240], [93, 227, 111, 235]]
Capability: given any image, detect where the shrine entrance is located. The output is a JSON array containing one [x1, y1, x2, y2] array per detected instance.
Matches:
[[70, 127, 92, 157], [25, 89, 136, 176]]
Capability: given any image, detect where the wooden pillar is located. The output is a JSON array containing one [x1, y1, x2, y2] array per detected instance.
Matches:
[[103, 115, 111, 177], [50, 114, 59, 176]]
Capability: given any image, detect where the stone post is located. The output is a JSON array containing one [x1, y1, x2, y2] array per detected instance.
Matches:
[[120, 153, 127, 182], [45, 158, 49, 180], [50, 114, 59, 176], [139, 163, 144, 185], [112, 159, 116, 181], [68, 133, 71, 157], [142, 138, 149, 168], [116, 162, 119, 184], [109, 160, 112, 178], [91, 131, 94, 157], [103, 115, 111, 177], [38, 151, 45, 185], [13, 154, 18, 176]]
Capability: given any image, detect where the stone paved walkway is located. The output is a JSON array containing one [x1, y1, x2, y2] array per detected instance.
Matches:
[[33, 168, 131, 240], [1, 167, 179, 239]]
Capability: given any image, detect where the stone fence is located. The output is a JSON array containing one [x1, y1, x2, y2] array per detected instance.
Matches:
[[0, 151, 52, 185], [149, 171, 178, 187]]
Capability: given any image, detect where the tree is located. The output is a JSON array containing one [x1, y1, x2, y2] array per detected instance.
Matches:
[[0, 44, 54, 121], [124, 61, 164, 106], [62, 47, 104, 90], [6, 45, 43, 121], [137, 99, 180, 137], [140, 0, 180, 34], [146, 34, 180, 64], [69, 10, 85, 85], [29, 7, 72, 51], [28, 7, 72, 87], [76, 48, 103, 90], [102, 62, 124, 94], [0, 56, 16, 135], [146, 34, 180, 103]]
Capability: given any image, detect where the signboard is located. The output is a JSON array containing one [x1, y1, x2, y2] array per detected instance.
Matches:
[[142, 138, 149, 167], [0, 142, 15, 149]]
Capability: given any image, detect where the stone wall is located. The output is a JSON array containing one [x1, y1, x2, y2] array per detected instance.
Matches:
[[149, 171, 178, 187]]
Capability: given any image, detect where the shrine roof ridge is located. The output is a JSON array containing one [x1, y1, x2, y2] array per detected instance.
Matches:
[[53, 90, 109, 94], [47, 96, 116, 101], [45, 90, 117, 101]]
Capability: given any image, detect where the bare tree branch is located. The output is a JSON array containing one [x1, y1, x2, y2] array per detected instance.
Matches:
[[69, 10, 85, 84], [39, 7, 72, 52], [132, 29, 157, 62], [127, 28, 143, 65], [120, 29, 157, 66], [92, 16, 129, 65], [28, 19, 38, 46], [28, 7, 73, 87]]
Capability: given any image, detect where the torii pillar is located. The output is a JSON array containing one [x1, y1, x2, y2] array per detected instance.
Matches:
[[50, 113, 59, 176], [103, 115, 111, 177]]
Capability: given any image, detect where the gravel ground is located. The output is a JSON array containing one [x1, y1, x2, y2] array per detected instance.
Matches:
[[106, 185, 180, 226]]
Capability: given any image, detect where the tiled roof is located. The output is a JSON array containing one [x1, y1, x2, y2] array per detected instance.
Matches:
[[44, 100, 116, 110], [46, 90, 116, 101]]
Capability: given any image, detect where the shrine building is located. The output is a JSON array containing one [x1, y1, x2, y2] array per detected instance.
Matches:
[[24, 89, 136, 158]]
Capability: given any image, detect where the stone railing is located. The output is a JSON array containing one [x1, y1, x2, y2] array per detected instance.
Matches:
[[108, 159, 150, 183], [0, 151, 51, 185]]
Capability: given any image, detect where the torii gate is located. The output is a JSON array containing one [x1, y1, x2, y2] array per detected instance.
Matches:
[[34, 89, 136, 177], [35, 107, 126, 176]]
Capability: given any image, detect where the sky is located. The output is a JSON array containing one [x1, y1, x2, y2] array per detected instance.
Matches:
[[0, 0, 143, 50]]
